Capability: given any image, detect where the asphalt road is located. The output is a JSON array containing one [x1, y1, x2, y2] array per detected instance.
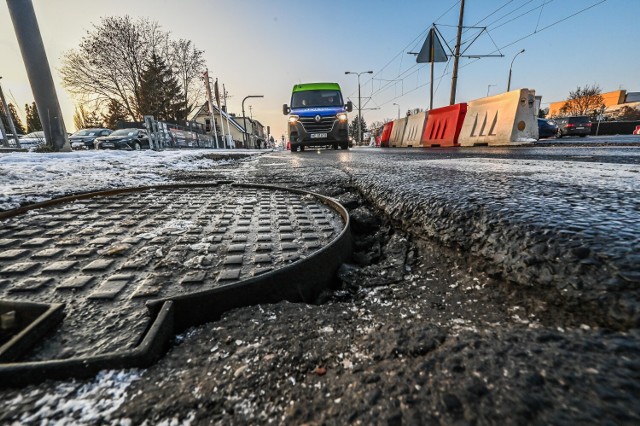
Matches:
[[1, 142, 639, 424]]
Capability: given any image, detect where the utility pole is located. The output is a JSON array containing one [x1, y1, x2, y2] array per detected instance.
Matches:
[[0, 78, 20, 148], [7, 0, 70, 151], [215, 78, 227, 149], [223, 84, 233, 147], [345, 70, 373, 145], [203, 70, 219, 148], [449, 0, 465, 105]]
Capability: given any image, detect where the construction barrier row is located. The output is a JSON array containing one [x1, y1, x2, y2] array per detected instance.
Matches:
[[379, 88, 538, 148]]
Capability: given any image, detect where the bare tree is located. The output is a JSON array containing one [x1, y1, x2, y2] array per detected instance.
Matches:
[[559, 84, 605, 118], [170, 39, 206, 118], [61, 16, 170, 120]]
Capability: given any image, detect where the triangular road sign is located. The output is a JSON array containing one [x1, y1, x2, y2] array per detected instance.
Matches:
[[417, 27, 448, 63]]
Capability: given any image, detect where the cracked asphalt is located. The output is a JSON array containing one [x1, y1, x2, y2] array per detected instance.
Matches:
[[1, 144, 639, 425]]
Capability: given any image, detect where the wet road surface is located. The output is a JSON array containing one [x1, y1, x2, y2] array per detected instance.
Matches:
[[1, 143, 639, 424]]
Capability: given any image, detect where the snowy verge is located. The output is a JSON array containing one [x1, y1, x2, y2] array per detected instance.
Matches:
[[0, 149, 254, 211]]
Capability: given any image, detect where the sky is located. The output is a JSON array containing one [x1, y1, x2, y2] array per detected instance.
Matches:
[[1, 0, 638, 139]]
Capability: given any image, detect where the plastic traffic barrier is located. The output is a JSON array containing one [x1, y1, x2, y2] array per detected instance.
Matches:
[[458, 89, 538, 146], [400, 112, 428, 147], [388, 117, 407, 147], [380, 121, 394, 147], [421, 103, 467, 147]]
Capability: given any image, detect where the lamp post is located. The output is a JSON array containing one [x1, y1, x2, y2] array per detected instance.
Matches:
[[486, 84, 496, 97], [241, 95, 263, 148], [393, 103, 400, 119], [507, 49, 525, 92], [345, 70, 373, 145]]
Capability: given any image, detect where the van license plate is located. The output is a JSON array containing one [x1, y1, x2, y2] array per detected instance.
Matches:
[[576, 127, 584, 130], [310, 133, 327, 139]]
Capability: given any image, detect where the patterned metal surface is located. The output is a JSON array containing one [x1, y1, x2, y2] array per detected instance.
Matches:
[[0, 184, 345, 361]]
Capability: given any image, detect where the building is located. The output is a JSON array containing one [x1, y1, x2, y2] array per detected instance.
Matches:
[[191, 102, 246, 148], [549, 89, 640, 119], [231, 116, 266, 149], [191, 103, 269, 149]]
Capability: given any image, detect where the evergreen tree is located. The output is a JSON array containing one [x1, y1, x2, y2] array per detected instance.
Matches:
[[102, 99, 128, 129], [0, 105, 8, 133], [8, 103, 26, 135], [74, 104, 104, 130], [349, 115, 368, 141], [25, 102, 42, 132], [139, 53, 186, 121]]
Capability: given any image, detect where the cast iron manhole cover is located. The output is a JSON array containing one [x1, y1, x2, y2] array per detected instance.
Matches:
[[0, 183, 348, 375]]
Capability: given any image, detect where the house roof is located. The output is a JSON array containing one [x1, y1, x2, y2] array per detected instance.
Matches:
[[191, 102, 245, 132]]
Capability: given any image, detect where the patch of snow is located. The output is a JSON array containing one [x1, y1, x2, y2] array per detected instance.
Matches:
[[11, 369, 142, 424], [0, 149, 254, 211]]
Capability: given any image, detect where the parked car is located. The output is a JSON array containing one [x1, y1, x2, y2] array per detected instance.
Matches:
[[19, 131, 47, 149], [554, 116, 592, 138], [70, 128, 112, 150], [94, 128, 150, 150], [537, 118, 558, 139]]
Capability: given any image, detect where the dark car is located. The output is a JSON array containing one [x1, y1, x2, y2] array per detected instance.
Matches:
[[95, 128, 150, 150], [537, 118, 558, 139], [554, 116, 592, 138], [70, 128, 112, 150]]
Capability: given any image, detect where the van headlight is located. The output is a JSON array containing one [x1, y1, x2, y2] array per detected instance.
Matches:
[[336, 113, 348, 122], [288, 115, 299, 123]]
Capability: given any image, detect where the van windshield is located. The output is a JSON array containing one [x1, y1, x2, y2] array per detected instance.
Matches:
[[291, 90, 343, 108]]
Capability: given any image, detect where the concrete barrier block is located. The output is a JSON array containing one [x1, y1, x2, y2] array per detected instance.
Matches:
[[389, 117, 407, 147], [380, 121, 394, 147], [458, 89, 538, 146], [400, 112, 428, 147], [422, 103, 467, 147]]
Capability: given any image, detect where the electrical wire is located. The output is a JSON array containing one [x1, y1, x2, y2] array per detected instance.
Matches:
[[370, 0, 608, 110]]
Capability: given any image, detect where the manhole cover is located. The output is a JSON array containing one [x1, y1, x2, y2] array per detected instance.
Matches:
[[0, 183, 348, 370]]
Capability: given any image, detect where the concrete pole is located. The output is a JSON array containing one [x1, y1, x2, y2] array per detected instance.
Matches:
[[0, 107, 8, 147], [0, 78, 20, 148], [6, 0, 70, 152], [223, 84, 233, 146], [357, 74, 362, 146], [449, 0, 465, 105]]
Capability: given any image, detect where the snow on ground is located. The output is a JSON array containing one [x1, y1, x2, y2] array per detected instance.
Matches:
[[7, 369, 142, 425], [0, 149, 250, 211]]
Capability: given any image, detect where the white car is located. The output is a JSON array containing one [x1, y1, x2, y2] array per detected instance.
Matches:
[[19, 131, 47, 149]]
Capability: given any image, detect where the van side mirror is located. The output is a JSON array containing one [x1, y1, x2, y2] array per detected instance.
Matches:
[[345, 101, 353, 112], [283, 104, 290, 115]]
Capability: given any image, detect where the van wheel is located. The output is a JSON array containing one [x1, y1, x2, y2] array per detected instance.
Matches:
[[340, 142, 348, 150], [300, 145, 305, 151], [332, 143, 338, 150], [290, 144, 297, 152]]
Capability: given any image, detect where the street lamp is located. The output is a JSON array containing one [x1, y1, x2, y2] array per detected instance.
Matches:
[[241, 95, 263, 148], [345, 70, 373, 145], [393, 103, 400, 119], [507, 49, 525, 92], [487, 84, 496, 97]]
